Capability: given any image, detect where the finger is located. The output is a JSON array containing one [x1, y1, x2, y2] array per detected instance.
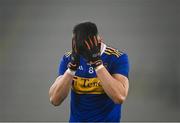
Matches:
[[88, 37, 94, 48], [74, 42, 77, 53], [97, 37, 101, 49], [85, 40, 91, 50], [93, 36, 98, 46], [72, 38, 75, 49], [72, 38, 77, 53], [97, 36, 102, 43]]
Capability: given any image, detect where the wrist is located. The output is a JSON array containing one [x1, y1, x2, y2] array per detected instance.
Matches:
[[95, 64, 104, 72], [68, 62, 79, 71], [91, 59, 103, 69], [66, 68, 76, 76]]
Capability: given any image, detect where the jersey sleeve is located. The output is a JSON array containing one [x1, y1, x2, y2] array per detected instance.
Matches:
[[110, 53, 129, 78], [58, 54, 70, 76]]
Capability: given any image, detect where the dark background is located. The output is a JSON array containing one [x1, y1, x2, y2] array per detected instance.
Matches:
[[0, 0, 180, 121]]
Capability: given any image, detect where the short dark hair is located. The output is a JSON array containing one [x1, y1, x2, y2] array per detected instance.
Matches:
[[73, 21, 98, 40], [73, 21, 98, 50]]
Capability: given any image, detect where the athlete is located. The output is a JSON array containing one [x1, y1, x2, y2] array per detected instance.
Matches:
[[49, 21, 129, 122]]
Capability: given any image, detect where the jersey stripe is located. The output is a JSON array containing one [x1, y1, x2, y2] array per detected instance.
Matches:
[[104, 51, 120, 57], [106, 47, 120, 55], [105, 49, 120, 56], [65, 51, 71, 57], [104, 46, 123, 57], [104, 50, 120, 57]]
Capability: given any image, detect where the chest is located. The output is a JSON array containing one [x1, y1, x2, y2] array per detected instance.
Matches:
[[75, 57, 111, 78]]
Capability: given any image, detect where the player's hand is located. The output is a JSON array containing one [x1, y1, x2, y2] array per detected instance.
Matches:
[[82, 36, 102, 69], [68, 37, 80, 71]]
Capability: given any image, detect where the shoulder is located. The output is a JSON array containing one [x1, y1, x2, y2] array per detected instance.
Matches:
[[62, 51, 72, 60], [103, 46, 129, 65], [64, 51, 72, 58], [60, 51, 71, 62], [104, 46, 129, 77], [104, 46, 126, 58]]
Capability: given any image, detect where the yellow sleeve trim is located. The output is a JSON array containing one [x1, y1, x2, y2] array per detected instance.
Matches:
[[64, 51, 71, 57], [104, 47, 123, 57]]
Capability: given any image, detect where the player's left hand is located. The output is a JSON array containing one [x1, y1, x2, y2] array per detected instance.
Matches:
[[68, 37, 80, 71], [82, 36, 103, 69]]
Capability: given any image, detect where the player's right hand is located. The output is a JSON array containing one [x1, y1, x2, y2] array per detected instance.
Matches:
[[68, 37, 80, 71], [81, 36, 103, 69]]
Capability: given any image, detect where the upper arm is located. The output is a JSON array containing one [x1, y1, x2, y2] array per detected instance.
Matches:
[[110, 53, 130, 96], [112, 73, 129, 97], [58, 53, 70, 76], [110, 53, 130, 78], [49, 75, 61, 93], [49, 53, 69, 95], [112, 74, 129, 88]]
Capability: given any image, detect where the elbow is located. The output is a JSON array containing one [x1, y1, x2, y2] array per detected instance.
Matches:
[[49, 90, 61, 106], [113, 95, 126, 104], [113, 92, 128, 104], [113, 85, 129, 104], [49, 95, 62, 106]]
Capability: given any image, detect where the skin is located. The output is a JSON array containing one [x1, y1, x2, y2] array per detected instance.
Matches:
[[49, 71, 72, 106], [49, 64, 129, 106], [96, 66, 129, 104]]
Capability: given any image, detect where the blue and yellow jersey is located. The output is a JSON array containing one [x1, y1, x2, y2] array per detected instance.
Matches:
[[58, 44, 129, 122]]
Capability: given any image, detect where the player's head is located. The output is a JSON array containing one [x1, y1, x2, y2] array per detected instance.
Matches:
[[72, 21, 99, 54], [73, 21, 98, 42]]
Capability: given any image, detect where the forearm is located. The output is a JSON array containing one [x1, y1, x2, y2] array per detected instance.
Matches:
[[96, 65, 129, 104], [49, 69, 74, 106]]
